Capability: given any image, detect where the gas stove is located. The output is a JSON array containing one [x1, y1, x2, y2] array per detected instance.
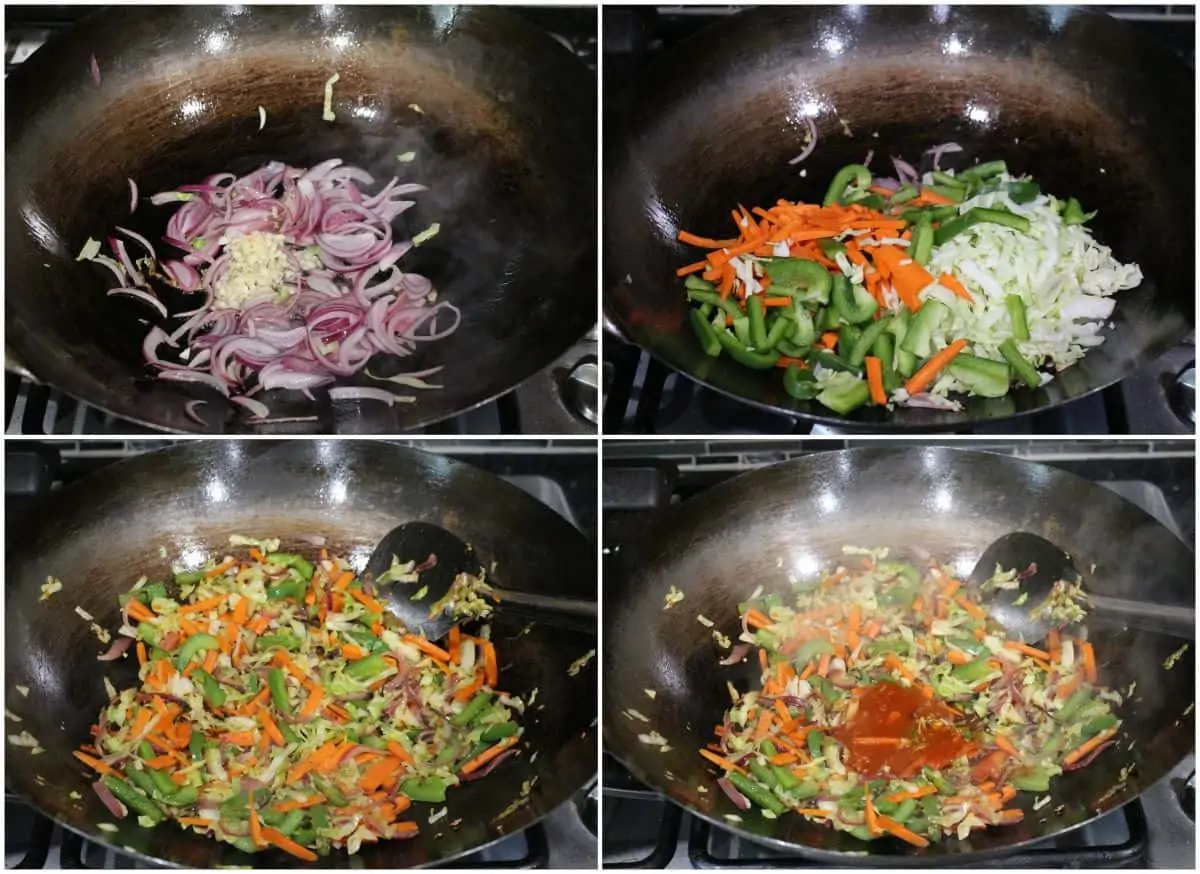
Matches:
[[4, 6, 598, 436], [601, 439, 1195, 868], [601, 5, 1195, 435], [4, 439, 599, 868]]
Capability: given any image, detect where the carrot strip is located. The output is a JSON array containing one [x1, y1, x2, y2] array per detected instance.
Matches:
[[1064, 726, 1118, 766], [955, 594, 987, 620], [744, 609, 772, 629], [1082, 641, 1097, 684], [865, 790, 880, 836], [258, 708, 286, 746], [938, 272, 974, 302], [480, 639, 499, 687], [676, 259, 709, 277], [1004, 641, 1051, 661], [299, 686, 325, 720], [249, 802, 264, 848], [145, 754, 178, 769], [876, 814, 930, 848], [904, 338, 968, 395], [178, 816, 216, 828], [126, 600, 156, 622], [865, 356, 887, 405], [882, 785, 938, 804], [73, 750, 120, 777], [402, 634, 452, 664], [699, 748, 746, 775], [994, 734, 1019, 758], [796, 808, 831, 818], [204, 559, 237, 579], [461, 735, 519, 775], [347, 587, 383, 615], [261, 826, 318, 862], [678, 230, 738, 249]]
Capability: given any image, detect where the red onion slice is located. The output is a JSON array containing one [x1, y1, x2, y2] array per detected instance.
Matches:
[[892, 156, 919, 185], [924, 141, 963, 171], [717, 777, 751, 810], [788, 117, 818, 166], [96, 636, 133, 661], [231, 396, 271, 419], [719, 643, 751, 666], [327, 386, 409, 406], [89, 54, 101, 86], [127, 179, 138, 214], [184, 399, 209, 426], [93, 779, 126, 818], [111, 288, 168, 319]]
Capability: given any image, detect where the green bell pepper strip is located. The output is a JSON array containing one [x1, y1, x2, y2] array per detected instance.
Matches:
[[686, 288, 745, 319], [930, 171, 966, 189], [452, 692, 495, 727], [923, 767, 954, 795], [857, 193, 886, 211], [772, 766, 801, 791], [126, 763, 175, 803], [747, 296, 769, 349], [136, 622, 161, 645], [193, 668, 226, 708], [807, 729, 826, 759], [343, 628, 387, 653], [865, 636, 912, 657], [903, 205, 958, 224], [266, 579, 306, 601], [887, 311, 918, 378], [1007, 181, 1041, 204], [401, 777, 448, 804], [958, 160, 1007, 182], [102, 775, 165, 823], [848, 317, 892, 368], [816, 379, 871, 415], [830, 275, 877, 325], [910, 215, 934, 265], [268, 667, 293, 716], [935, 207, 1031, 246], [838, 323, 861, 359], [1082, 713, 1119, 738], [257, 632, 301, 651], [900, 298, 949, 359], [790, 780, 821, 800], [684, 275, 717, 293], [998, 339, 1042, 389], [808, 349, 857, 374], [175, 633, 220, 670], [313, 776, 347, 807], [818, 239, 846, 260], [878, 561, 921, 586], [731, 316, 751, 346], [1062, 197, 1095, 226], [945, 353, 1011, 398], [173, 569, 205, 586], [848, 825, 875, 841], [783, 364, 820, 400], [344, 652, 391, 681], [748, 759, 778, 790], [727, 772, 786, 815], [309, 804, 330, 831], [795, 638, 836, 666], [689, 309, 722, 358], [278, 721, 300, 745], [1005, 294, 1031, 341], [925, 184, 965, 203], [871, 332, 901, 394], [278, 809, 307, 836], [714, 326, 780, 369], [875, 797, 899, 816], [480, 721, 520, 742], [823, 163, 873, 207], [764, 258, 833, 304], [789, 303, 816, 347], [946, 637, 987, 657], [777, 339, 811, 359], [264, 553, 315, 581], [189, 730, 205, 762], [169, 786, 199, 806], [764, 312, 793, 351], [889, 184, 919, 205], [1010, 766, 1055, 792], [892, 798, 918, 824], [951, 656, 994, 683]]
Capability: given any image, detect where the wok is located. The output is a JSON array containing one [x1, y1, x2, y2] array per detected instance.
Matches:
[[5, 441, 597, 868], [603, 447, 1194, 863], [604, 5, 1193, 430], [6, 5, 596, 433]]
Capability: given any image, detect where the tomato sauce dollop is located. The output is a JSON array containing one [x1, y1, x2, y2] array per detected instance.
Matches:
[[837, 681, 971, 779]]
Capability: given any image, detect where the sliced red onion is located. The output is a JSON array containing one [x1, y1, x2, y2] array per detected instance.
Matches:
[[788, 117, 818, 166], [717, 777, 751, 810], [924, 141, 963, 171], [110, 238, 145, 287], [127, 178, 139, 214], [863, 149, 874, 168], [184, 399, 209, 426], [96, 636, 133, 661], [142, 325, 178, 364], [872, 177, 900, 191], [719, 643, 751, 666], [462, 749, 517, 781], [892, 156, 919, 186], [231, 396, 270, 419], [158, 369, 231, 396], [89, 54, 101, 86], [327, 386, 410, 406], [110, 287, 168, 319], [93, 779, 126, 818], [115, 226, 157, 260]]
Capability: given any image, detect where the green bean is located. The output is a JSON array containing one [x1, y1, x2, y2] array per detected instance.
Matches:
[[189, 731, 205, 762], [268, 667, 293, 716], [313, 776, 347, 807], [727, 771, 786, 815], [910, 215, 934, 265], [790, 780, 820, 800], [279, 809, 307, 836], [684, 275, 716, 293], [344, 652, 390, 681], [748, 759, 778, 790], [893, 798, 918, 824], [173, 570, 205, 586], [783, 364, 819, 400], [1007, 181, 1041, 204], [105, 774, 165, 822], [266, 580, 306, 601], [232, 837, 261, 854], [125, 764, 171, 803], [480, 721, 520, 742], [193, 668, 226, 709], [772, 766, 800, 791], [958, 160, 1007, 181], [807, 729, 826, 759], [309, 804, 330, 832], [889, 184, 919, 205], [823, 164, 872, 207]]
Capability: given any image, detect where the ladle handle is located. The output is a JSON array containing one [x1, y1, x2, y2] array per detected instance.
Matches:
[[494, 589, 597, 618], [1089, 595, 1194, 638]]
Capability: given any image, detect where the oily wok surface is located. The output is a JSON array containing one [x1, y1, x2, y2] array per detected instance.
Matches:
[[6, 5, 596, 433], [5, 441, 597, 868], [603, 447, 1194, 863], [604, 5, 1193, 430]]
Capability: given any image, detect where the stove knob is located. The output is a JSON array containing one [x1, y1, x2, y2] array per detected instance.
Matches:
[[564, 361, 600, 426], [1172, 365, 1195, 425]]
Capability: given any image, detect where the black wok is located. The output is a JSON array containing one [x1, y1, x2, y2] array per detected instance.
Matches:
[[6, 5, 595, 433], [604, 5, 1193, 430], [5, 441, 597, 868], [603, 447, 1194, 863]]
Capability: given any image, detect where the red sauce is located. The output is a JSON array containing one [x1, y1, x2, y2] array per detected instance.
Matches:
[[837, 681, 970, 778]]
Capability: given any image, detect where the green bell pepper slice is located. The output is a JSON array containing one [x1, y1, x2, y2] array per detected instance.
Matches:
[[823, 164, 873, 207]]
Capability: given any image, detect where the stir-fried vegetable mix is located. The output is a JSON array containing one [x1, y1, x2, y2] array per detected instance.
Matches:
[[703, 548, 1121, 846], [678, 154, 1141, 414], [73, 543, 522, 859]]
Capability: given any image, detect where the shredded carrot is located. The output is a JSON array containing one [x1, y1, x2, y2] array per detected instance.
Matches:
[[877, 814, 930, 847], [73, 750, 120, 777], [205, 559, 238, 579], [904, 338, 968, 395], [1004, 641, 1051, 661], [461, 735, 519, 775], [1047, 627, 1061, 664], [332, 570, 355, 592], [136, 641, 148, 667], [448, 625, 462, 663], [1056, 673, 1084, 701], [955, 594, 987, 620], [480, 638, 499, 687], [882, 785, 938, 804], [699, 748, 746, 775], [178, 816, 216, 828], [864, 356, 887, 405], [402, 633, 452, 664], [796, 807, 831, 818], [678, 230, 738, 249], [744, 608, 772, 629], [864, 789, 880, 836], [993, 734, 1019, 758], [126, 599, 156, 622], [249, 802, 264, 847], [347, 587, 383, 615], [1064, 726, 1117, 766], [299, 686, 325, 720], [937, 272, 974, 302], [1082, 641, 1097, 684], [262, 826, 318, 862]]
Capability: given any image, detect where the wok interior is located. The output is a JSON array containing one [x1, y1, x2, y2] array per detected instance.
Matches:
[[605, 5, 1193, 427], [5, 442, 597, 868], [603, 448, 1193, 861], [6, 5, 595, 433]]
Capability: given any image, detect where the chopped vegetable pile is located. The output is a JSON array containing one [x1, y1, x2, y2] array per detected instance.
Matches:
[[702, 548, 1122, 846], [678, 152, 1141, 414], [73, 543, 522, 859]]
